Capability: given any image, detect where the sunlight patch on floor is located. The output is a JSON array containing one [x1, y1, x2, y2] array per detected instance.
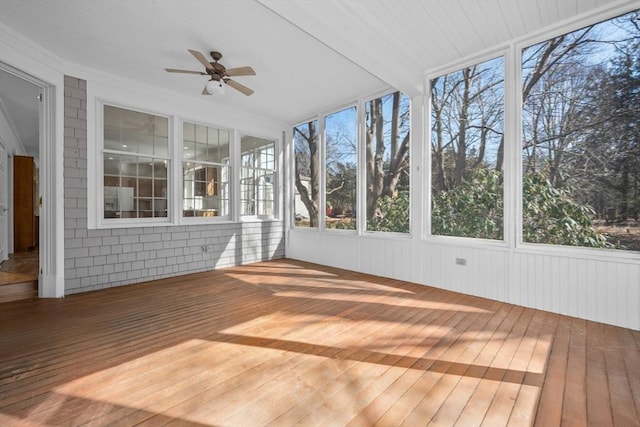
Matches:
[[51, 338, 404, 425], [41, 326, 549, 426], [272, 290, 492, 312]]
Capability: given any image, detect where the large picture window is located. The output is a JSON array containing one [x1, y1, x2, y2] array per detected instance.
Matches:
[[366, 92, 411, 233], [240, 136, 276, 217], [103, 105, 169, 220], [521, 9, 640, 251], [430, 57, 505, 240], [182, 122, 230, 218], [293, 120, 319, 228], [325, 107, 357, 230]]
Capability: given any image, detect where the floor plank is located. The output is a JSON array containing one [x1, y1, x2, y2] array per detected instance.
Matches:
[[0, 259, 638, 426], [561, 318, 588, 427]]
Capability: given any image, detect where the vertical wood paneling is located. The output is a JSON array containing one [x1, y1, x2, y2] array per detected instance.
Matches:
[[580, 258, 591, 319], [596, 260, 608, 324], [521, 253, 532, 308], [630, 262, 640, 329], [602, 261, 615, 326], [535, 1, 560, 32], [556, 0, 580, 21], [565, 257, 576, 316], [513, 253, 524, 307], [525, 253, 536, 309], [460, 2, 504, 48], [577, 0, 606, 14], [517, 2, 544, 34], [287, 230, 639, 330], [530, 255, 541, 309], [585, 260, 598, 322], [551, 256, 561, 314], [570, 257, 579, 317], [497, 250, 508, 300], [542, 255, 551, 311], [424, 243, 436, 287], [373, 1, 436, 63], [528, 254, 538, 309]]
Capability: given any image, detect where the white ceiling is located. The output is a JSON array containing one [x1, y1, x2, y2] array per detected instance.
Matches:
[[0, 69, 40, 156], [0, 0, 631, 153]]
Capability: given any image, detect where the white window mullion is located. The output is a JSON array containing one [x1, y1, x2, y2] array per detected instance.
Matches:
[[231, 129, 240, 222], [172, 115, 182, 224], [318, 116, 327, 232], [410, 93, 425, 242], [357, 97, 367, 235], [505, 43, 519, 250]]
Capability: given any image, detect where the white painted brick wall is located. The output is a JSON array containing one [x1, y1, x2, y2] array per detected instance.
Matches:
[[63, 75, 285, 294]]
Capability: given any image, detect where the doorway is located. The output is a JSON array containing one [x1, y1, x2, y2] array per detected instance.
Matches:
[[0, 67, 44, 293]]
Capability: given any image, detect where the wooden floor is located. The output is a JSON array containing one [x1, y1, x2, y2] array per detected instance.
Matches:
[[0, 250, 39, 277], [1, 259, 638, 426], [0, 251, 38, 303]]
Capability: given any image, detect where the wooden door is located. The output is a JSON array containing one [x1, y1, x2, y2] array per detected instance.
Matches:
[[13, 155, 35, 252]]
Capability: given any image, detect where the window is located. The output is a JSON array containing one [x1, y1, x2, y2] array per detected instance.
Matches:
[[430, 57, 505, 240], [103, 105, 169, 220], [240, 136, 276, 217], [182, 122, 230, 218], [293, 120, 319, 228], [325, 106, 357, 230], [521, 9, 640, 251], [366, 92, 411, 233]]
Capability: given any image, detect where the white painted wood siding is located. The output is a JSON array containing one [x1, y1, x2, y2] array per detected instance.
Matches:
[[287, 231, 639, 330]]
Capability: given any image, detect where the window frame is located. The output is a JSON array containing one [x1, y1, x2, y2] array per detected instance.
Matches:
[[97, 101, 173, 227], [323, 103, 359, 233], [290, 94, 416, 240], [239, 133, 279, 220], [91, 99, 283, 229], [514, 8, 640, 260], [361, 90, 412, 236], [292, 117, 321, 230], [424, 49, 511, 248], [180, 120, 233, 223]]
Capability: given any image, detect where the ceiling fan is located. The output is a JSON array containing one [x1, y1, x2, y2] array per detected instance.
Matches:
[[165, 49, 256, 96]]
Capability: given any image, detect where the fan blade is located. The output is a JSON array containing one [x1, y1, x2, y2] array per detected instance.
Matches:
[[225, 79, 254, 96], [202, 86, 211, 95], [188, 49, 214, 71], [225, 66, 256, 77], [165, 68, 207, 75]]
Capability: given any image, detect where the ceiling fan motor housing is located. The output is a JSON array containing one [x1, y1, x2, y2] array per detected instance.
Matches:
[[166, 49, 255, 96]]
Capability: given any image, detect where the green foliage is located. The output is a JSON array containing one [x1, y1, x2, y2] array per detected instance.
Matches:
[[431, 168, 504, 239], [431, 169, 614, 248], [367, 191, 410, 233], [333, 219, 356, 230], [522, 172, 613, 248]]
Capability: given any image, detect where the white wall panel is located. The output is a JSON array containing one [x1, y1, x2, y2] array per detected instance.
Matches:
[[287, 229, 639, 330]]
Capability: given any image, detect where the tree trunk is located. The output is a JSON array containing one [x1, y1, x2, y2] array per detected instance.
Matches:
[[294, 122, 319, 227], [431, 79, 448, 192], [495, 134, 504, 172], [454, 67, 472, 186], [382, 92, 409, 197], [366, 98, 385, 219]]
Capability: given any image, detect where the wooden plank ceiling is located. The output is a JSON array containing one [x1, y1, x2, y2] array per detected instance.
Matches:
[[258, 0, 624, 97], [0, 0, 626, 124]]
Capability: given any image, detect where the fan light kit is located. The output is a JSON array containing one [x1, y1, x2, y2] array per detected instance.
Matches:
[[165, 49, 255, 96], [206, 79, 225, 95]]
